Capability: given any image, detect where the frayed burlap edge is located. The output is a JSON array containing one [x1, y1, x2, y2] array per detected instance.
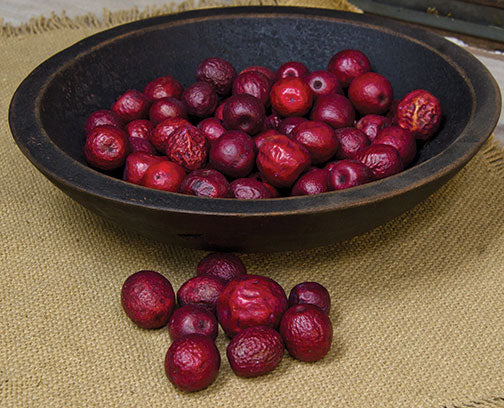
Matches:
[[0, 0, 362, 38]]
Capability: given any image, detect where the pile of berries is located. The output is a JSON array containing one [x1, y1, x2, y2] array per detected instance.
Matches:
[[85, 50, 442, 198], [121, 253, 333, 392]]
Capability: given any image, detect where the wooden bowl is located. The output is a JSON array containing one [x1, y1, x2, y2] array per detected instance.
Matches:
[[9, 7, 501, 252]]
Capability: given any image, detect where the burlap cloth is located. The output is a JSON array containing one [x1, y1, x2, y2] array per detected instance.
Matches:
[[1, 1, 504, 407]]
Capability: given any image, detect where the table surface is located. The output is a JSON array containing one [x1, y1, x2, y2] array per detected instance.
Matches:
[[1, 0, 503, 145]]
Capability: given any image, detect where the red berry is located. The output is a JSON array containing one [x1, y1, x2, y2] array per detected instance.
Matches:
[[217, 274, 288, 338], [149, 117, 190, 153], [291, 168, 330, 196], [257, 135, 311, 188], [334, 127, 370, 159], [276, 61, 310, 80], [141, 160, 185, 192], [396, 89, 442, 140], [84, 109, 123, 135], [226, 326, 284, 377], [231, 178, 272, 199], [356, 144, 404, 179], [168, 304, 218, 341], [348, 72, 394, 115], [144, 75, 183, 100], [270, 77, 313, 117], [197, 252, 247, 283], [84, 125, 129, 171], [240, 65, 276, 83], [328, 49, 371, 88], [288, 282, 331, 315], [291, 120, 339, 164], [177, 275, 226, 313], [310, 94, 355, 129], [164, 334, 220, 392], [327, 159, 374, 190], [280, 304, 333, 362], [196, 57, 237, 95], [209, 130, 256, 178], [180, 169, 232, 198], [148, 97, 188, 126], [197, 118, 226, 142], [303, 70, 343, 97], [123, 152, 165, 185], [165, 125, 209, 171], [111, 89, 151, 122], [121, 270, 175, 329], [374, 125, 417, 166]]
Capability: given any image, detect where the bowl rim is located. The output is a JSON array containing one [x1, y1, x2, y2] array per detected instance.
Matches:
[[9, 6, 502, 217]]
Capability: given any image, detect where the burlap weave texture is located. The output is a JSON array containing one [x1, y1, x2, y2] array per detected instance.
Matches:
[[1, 1, 504, 407]]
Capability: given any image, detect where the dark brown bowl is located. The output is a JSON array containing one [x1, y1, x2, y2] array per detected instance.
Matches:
[[9, 7, 501, 252]]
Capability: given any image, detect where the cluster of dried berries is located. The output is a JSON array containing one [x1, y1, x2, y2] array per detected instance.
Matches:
[[85, 50, 441, 198], [121, 253, 333, 392]]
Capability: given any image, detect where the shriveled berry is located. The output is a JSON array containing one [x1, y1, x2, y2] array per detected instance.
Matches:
[[196, 57, 237, 95], [121, 270, 175, 329], [233, 71, 271, 106], [165, 125, 208, 171], [227, 326, 284, 377], [125, 119, 152, 140], [111, 89, 151, 122], [144, 75, 183, 100], [217, 274, 288, 338], [177, 275, 226, 313], [355, 114, 391, 143], [150, 117, 190, 153], [84, 125, 129, 171], [180, 169, 232, 198], [288, 282, 331, 315], [396, 89, 442, 140], [182, 81, 218, 118], [280, 304, 333, 362], [356, 144, 404, 179], [197, 253, 247, 283], [231, 178, 272, 199], [257, 135, 311, 188], [334, 127, 370, 159], [165, 334, 220, 392]]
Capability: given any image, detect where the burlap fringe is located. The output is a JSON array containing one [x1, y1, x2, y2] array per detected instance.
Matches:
[[1, 2, 503, 406], [482, 135, 504, 176], [0, 0, 361, 38]]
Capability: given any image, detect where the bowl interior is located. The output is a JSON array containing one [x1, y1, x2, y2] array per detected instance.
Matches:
[[39, 12, 472, 171]]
